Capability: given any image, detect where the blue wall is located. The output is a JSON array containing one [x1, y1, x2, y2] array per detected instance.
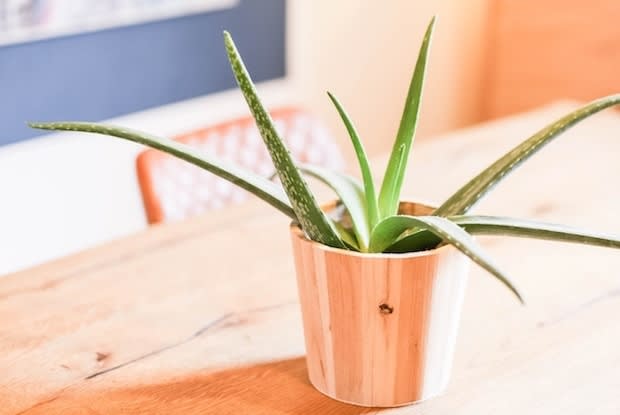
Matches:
[[0, 0, 286, 145]]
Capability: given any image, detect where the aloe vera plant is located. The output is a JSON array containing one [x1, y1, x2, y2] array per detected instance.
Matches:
[[30, 19, 620, 304]]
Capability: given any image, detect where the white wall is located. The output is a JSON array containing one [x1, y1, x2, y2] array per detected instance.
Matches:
[[287, 0, 491, 156]]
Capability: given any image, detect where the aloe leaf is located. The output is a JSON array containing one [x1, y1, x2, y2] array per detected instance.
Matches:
[[388, 144, 407, 202], [369, 215, 523, 303], [387, 215, 620, 253], [454, 215, 620, 248], [383, 227, 442, 253], [332, 220, 360, 250], [299, 164, 369, 251], [434, 94, 620, 216], [28, 122, 297, 219], [223, 31, 345, 249], [378, 17, 436, 218], [326, 92, 379, 228]]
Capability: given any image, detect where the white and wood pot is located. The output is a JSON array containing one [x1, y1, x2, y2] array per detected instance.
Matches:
[[290, 202, 470, 407]]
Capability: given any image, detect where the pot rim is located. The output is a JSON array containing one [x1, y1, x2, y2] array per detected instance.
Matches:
[[289, 199, 453, 259]]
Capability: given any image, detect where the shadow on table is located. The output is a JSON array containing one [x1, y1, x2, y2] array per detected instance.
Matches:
[[30, 357, 377, 414]]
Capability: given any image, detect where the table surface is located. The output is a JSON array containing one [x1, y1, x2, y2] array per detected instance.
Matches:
[[2, 102, 620, 414]]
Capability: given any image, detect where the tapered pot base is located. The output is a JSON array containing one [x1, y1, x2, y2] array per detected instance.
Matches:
[[307, 370, 448, 408]]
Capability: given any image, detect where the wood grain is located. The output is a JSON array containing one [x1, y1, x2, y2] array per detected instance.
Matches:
[[290, 203, 470, 407], [484, 0, 620, 119], [1, 103, 620, 413]]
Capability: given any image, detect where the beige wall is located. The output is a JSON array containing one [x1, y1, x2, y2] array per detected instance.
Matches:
[[287, 0, 491, 156]]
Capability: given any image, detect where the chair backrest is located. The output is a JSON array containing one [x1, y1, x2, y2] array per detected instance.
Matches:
[[136, 107, 344, 224]]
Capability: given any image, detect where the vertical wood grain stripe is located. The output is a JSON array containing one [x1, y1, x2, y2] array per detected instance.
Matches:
[[394, 255, 437, 404], [313, 243, 336, 394], [377, 259, 400, 405], [325, 251, 364, 401], [421, 251, 470, 397]]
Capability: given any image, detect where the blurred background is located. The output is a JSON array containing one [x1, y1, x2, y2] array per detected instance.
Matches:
[[1, 0, 619, 274]]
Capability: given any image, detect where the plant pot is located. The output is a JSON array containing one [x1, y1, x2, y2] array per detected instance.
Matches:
[[289, 201, 470, 407]]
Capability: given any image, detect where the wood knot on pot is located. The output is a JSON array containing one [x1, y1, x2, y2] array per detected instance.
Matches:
[[379, 303, 394, 314]]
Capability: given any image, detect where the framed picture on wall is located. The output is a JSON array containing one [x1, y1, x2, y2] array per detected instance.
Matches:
[[0, 0, 238, 46]]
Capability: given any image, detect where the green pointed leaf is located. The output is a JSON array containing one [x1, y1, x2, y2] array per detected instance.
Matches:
[[332, 220, 360, 250], [378, 17, 436, 218], [454, 215, 620, 248], [387, 144, 407, 204], [28, 122, 296, 219], [299, 164, 369, 251], [383, 227, 441, 253], [327, 92, 379, 228], [434, 94, 620, 216], [369, 215, 523, 303], [223, 31, 345, 249], [387, 215, 620, 253]]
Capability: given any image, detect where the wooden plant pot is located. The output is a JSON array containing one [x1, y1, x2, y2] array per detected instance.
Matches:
[[289, 202, 470, 407]]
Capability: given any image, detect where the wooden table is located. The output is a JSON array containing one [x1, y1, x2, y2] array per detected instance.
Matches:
[[2, 102, 620, 414]]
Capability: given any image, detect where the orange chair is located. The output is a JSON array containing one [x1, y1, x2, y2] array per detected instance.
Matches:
[[136, 107, 344, 224]]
